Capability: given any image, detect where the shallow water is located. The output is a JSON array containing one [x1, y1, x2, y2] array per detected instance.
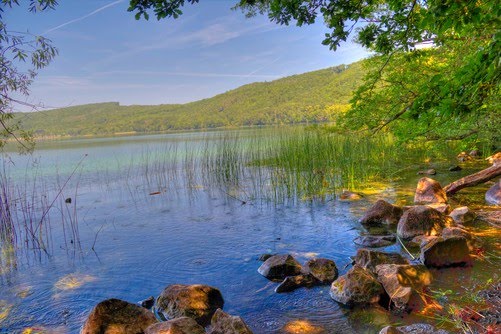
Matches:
[[0, 129, 499, 333]]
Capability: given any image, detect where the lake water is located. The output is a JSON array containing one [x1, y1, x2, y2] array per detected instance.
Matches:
[[0, 129, 498, 333]]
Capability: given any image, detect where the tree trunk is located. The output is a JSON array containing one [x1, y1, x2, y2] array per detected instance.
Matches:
[[444, 164, 501, 196]]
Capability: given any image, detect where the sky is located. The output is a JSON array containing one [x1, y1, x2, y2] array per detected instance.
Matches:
[[5, 0, 369, 111]]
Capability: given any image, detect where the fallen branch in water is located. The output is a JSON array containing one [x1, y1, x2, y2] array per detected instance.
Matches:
[[443, 163, 501, 196]]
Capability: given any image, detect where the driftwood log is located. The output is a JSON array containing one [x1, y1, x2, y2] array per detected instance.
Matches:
[[444, 154, 501, 196]]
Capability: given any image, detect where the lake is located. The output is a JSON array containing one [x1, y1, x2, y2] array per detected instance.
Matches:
[[0, 128, 499, 333]]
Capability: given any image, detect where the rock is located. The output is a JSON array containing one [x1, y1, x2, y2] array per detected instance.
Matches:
[[275, 274, 316, 293], [354, 249, 409, 274], [339, 190, 363, 201], [410, 235, 438, 248], [208, 309, 253, 334], [380, 323, 450, 334], [414, 177, 447, 204], [145, 317, 205, 334], [486, 152, 501, 165], [140, 296, 155, 309], [258, 253, 275, 262], [449, 165, 462, 172], [469, 149, 481, 158], [449, 206, 476, 224], [375, 264, 432, 310], [329, 265, 385, 306], [442, 227, 479, 250], [353, 235, 396, 248], [397, 205, 453, 240], [420, 237, 471, 268], [304, 258, 338, 284], [425, 203, 451, 215], [457, 151, 473, 162], [359, 200, 403, 225], [156, 284, 224, 326], [485, 179, 501, 205], [476, 210, 501, 226], [257, 254, 303, 280], [81, 298, 158, 334], [417, 169, 436, 175]]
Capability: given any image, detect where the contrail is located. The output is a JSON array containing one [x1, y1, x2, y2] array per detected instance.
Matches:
[[43, 0, 125, 35]]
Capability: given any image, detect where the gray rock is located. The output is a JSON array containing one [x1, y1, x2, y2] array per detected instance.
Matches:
[[486, 180, 501, 205], [145, 317, 205, 334], [420, 236, 471, 268], [414, 177, 447, 204], [354, 248, 409, 274], [257, 254, 303, 280], [449, 206, 476, 224], [156, 284, 224, 327], [304, 258, 338, 283], [397, 205, 453, 240], [208, 309, 253, 334], [275, 274, 316, 293], [258, 253, 275, 262], [330, 265, 384, 306], [81, 298, 158, 334], [353, 235, 396, 248], [359, 200, 403, 225]]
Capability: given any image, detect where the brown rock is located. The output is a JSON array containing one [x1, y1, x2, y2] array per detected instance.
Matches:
[[485, 179, 501, 205], [145, 317, 205, 334], [359, 200, 403, 225], [304, 258, 338, 284], [397, 206, 453, 240], [420, 237, 471, 268], [275, 274, 316, 293], [339, 190, 363, 201], [457, 151, 473, 162], [426, 203, 451, 215], [449, 206, 476, 224], [156, 284, 224, 327], [414, 177, 447, 204], [208, 309, 253, 334], [353, 235, 396, 248], [375, 264, 432, 310], [329, 265, 384, 306], [410, 235, 438, 248], [354, 249, 409, 274], [257, 254, 303, 280], [81, 298, 158, 334]]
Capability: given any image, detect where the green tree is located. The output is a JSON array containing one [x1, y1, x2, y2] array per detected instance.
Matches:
[[128, 0, 500, 143], [0, 0, 58, 152]]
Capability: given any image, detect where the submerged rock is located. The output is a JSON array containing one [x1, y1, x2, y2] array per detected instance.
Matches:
[[414, 177, 447, 204], [417, 169, 436, 175], [359, 200, 403, 225], [339, 190, 363, 201], [208, 309, 253, 334], [275, 274, 316, 293], [485, 180, 501, 205], [140, 296, 155, 310], [354, 249, 409, 274], [397, 205, 453, 240], [81, 298, 158, 334], [353, 235, 396, 248], [258, 253, 275, 262], [145, 317, 205, 334], [449, 165, 462, 172], [420, 236, 471, 268], [156, 284, 224, 326], [304, 258, 338, 284], [375, 264, 432, 310], [330, 265, 384, 306], [380, 323, 450, 334], [449, 206, 476, 224], [257, 254, 303, 280], [457, 151, 473, 162]]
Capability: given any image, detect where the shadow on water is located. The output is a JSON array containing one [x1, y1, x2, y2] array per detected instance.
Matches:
[[0, 127, 498, 333]]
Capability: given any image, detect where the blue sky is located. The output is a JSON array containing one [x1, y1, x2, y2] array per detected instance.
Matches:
[[5, 0, 369, 111]]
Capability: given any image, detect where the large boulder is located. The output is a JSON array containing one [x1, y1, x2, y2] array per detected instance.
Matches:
[[275, 274, 316, 293], [397, 206, 453, 240], [145, 317, 205, 334], [257, 254, 302, 280], [81, 298, 158, 334], [156, 284, 224, 326], [208, 309, 253, 334], [359, 200, 403, 225], [353, 235, 396, 248], [375, 264, 432, 310], [304, 258, 338, 283], [449, 206, 476, 224], [354, 249, 409, 274], [420, 236, 471, 268], [329, 265, 384, 306], [380, 323, 450, 334], [485, 180, 501, 205], [414, 178, 447, 204]]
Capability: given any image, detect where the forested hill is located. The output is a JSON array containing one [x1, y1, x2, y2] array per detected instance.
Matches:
[[16, 62, 364, 137]]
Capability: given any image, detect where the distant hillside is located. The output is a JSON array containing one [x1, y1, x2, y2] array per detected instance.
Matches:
[[16, 62, 364, 137]]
